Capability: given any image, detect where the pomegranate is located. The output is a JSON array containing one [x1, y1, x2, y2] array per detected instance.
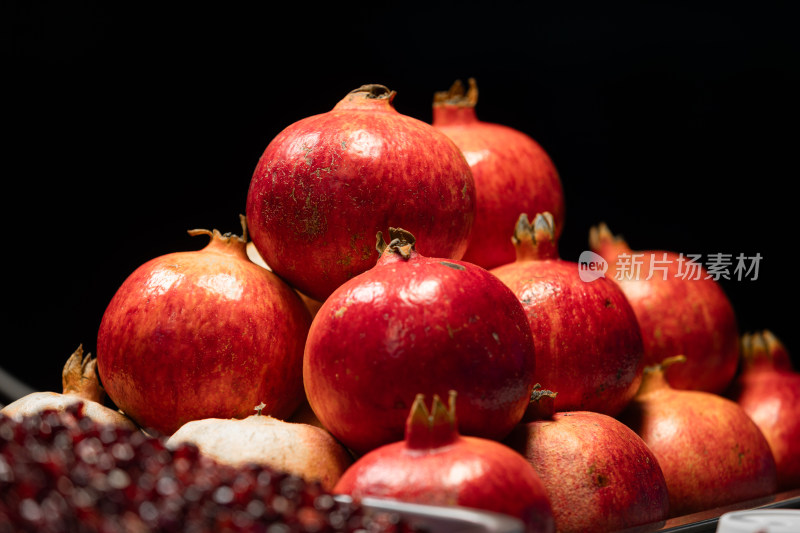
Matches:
[[726, 330, 800, 490], [167, 403, 353, 491], [334, 391, 555, 533], [504, 385, 670, 532], [246, 240, 323, 319], [1, 345, 137, 431], [96, 217, 312, 436], [246, 83, 476, 302], [618, 356, 778, 517], [490, 213, 644, 415], [433, 78, 564, 270], [303, 227, 536, 455], [589, 222, 739, 393]]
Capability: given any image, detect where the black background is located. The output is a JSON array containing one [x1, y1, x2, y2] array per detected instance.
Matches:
[[3, 1, 798, 397]]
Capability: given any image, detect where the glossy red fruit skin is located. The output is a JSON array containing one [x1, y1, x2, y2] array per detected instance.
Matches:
[[304, 229, 536, 456], [504, 390, 669, 533], [618, 359, 778, 517], [726, 331, 800, 490], [334, 393, 555, 533], [491, 214, 644, 416], [590, 224, 739, 393], [97, 227, 312, 436], [433, 79, 564, 270], [246, 84, 476, 302]]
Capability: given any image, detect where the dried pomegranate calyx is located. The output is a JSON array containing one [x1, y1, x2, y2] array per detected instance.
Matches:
[[187, 214, 248, 245], [433, 78, 479, 107], [376, 228, 416, 260], [522, 384, 558, 422], [348, 83, 394, 99], [512, 212, 558, 261], [62, 344, 105, 403], [638, 355, 687, 395], [741, 330, 793, 371]]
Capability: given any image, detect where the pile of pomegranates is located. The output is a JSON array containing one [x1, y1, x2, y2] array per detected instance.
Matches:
[[4, 80, 792, 531]]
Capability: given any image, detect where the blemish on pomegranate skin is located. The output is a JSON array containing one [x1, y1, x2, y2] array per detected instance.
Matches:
[[439, 261, 465, 271]]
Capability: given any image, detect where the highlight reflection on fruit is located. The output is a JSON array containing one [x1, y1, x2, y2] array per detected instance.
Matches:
[[97, 217, 312, 436]]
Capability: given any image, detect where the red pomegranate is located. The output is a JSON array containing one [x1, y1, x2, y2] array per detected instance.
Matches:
[[97, 217, 312, 435], [167, 403, 353, 491], [334, 391, 556, 533], [490, 213, 644, 416], [433, 79, 564, 270], [589, 223, 739, 393], [727, 330, 800, 490], [618, 356, 778, 517], [1, 345, 137, 431], [303, 228, 536, 455], [246, 83, 476, 302], [504, 385, 670, 532]]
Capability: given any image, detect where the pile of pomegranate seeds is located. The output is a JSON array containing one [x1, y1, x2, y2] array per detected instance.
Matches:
[[0, 404, 420, 533]]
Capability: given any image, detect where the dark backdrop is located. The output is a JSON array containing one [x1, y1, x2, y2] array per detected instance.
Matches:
[[4, 1, 798, 396]]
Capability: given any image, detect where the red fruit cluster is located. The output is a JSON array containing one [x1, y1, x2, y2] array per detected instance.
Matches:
[[16, 79, 787, 533], [0, 405, 417, 533]]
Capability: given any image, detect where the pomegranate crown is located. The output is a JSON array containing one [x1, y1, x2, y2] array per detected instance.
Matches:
[[376, 227, 416, 260], [348, 84, 395, 100], [62, 344, 105, 403], [638, 355, 687, 395], [405, 391, 458, 449], [522, 384, 558, 422], [741, 330, 793, 372], [511, 212, 558, 260], [187, 214, 248, 245], [588, 222, 630, 255], [643, 355, 687, 375], [433, 78, 479, 107]]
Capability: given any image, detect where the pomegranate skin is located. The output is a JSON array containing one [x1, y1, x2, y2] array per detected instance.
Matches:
[[246, 240, 323, 320], [334, 393, 555, 533], [167, 412, 353, 491], [727, 331, 800, 490], [504, 390, 669, 533], [491, 214, 644, 415], [246, 84, 476, 302], [433, 79, 564, 270], [97, 225, 312, 436], [618, 358, 778, 517], [590, 224, 739, 393], [304, 229, 536, 455]]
